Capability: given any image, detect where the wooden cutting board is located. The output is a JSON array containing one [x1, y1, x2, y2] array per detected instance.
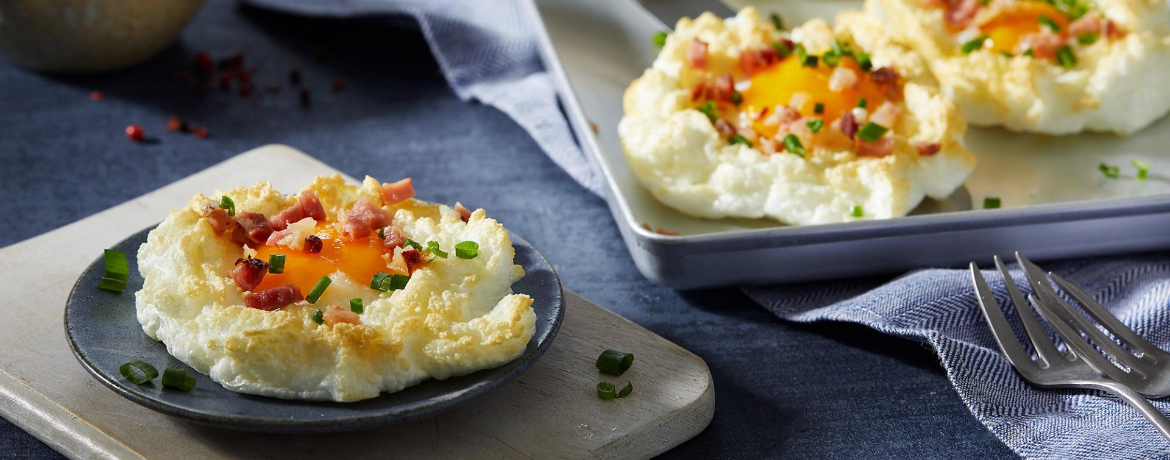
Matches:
[[0, 145, 714, 460]]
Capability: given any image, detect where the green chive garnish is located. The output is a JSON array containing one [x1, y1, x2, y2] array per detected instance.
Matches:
[[1133, 159, 1151, 180], [822, 52, 841, 67], [311, 308, 324, 324], [728, 134, 753, 147], [979, 0, 990, 4], [1077, 32, 1099, 45], [652, 31, 667, 49], [219, 195, 235, 217], [426, 241, 448, 258], [350, 298, 364, 314], [618, 381, 633, 398], [98, 249, 130, 293], [851, 205, 864, 217], [1056, 46, 1076, 68], [596, 349, 635, 375], [377, 227, 386, 240], [831, 40, 851, 57], [855, 122, 889, 142], [268, 254, 286, 274], [1023, 49, 1035, 57], [698, 101, 718, 123], [404, 239, 423, 251], [1038, 16, 1061, 32], [1099, 162, 1120, 179], [455, 241, 479, 259], [983, 197, 1002, 209], [856, 98, 868, 109], [597, 382, 617, 401], [796, 45, 817, 67], [772, 41, 793, 57], [783, 134, 806, 158], [1001, 52, 1014, 58], [961, 36, 988, 54], [814, 103, 825, 114], [370, 272, 410, 292], [161, 368, 196, 392], [730, 91, 743, 105], [807, 118, 824, 133], [119, 359, 158, 385], [306, 276, 331, 303], [770, 13, 784, 30], [856, 52, 873, 71]]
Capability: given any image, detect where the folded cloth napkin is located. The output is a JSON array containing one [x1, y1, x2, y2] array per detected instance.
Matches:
[[242, 0, 605, 196], [745, 254, 1170, 459], [241, 1, 1169, 458]]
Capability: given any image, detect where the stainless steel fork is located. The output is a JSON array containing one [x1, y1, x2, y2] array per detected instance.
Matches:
[[970, 253, 1170, 440]]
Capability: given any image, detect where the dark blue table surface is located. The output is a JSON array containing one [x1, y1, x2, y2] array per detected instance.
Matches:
[[0, 1, 1016, 458]]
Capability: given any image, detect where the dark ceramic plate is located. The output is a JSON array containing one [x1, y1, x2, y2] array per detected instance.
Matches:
[[64, 226, 564, 433]]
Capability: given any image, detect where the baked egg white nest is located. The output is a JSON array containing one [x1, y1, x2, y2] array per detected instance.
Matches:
[[871, 0, 1170, 134], [135, 175, 535, 402], [619, 8, 975, 226]]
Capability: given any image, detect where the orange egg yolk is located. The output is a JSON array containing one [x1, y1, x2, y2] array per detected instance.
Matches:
[[737, 57, 889, 139], [979, 2, 1070, 54], [253, 223, 394, 294]]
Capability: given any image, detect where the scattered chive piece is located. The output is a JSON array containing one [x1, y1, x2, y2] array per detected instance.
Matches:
[[698, 101, 717, 123], [161, 368, 196, 392], [979, 0, 990, 4], [311, 308, 324, 324], [652, 31, 667, 49], [961, 36, 988, 54], [822, 52, 841, 67], [983, 197, 1002, 209], [1099, 162, 1120, 179], [1038, 16, 1061, 32], [728, 134, 753, 147], [386, 274, 410, 290], [596, 349, 635, 375], [426, 241, 448, 258], [219, 196, 235, 217], [783, 134, 806, 158], [796, 45, 817, 67], [814, 103, 825, 114], [455, 241, 479, 259], [807, 119, 824, 133], [855, 122, 889, 142], [856, 98, 868, 109], [1133, 159, 1151, 180], [97, 249, 130, 293], [369, 272, 410, 292], [597, 382, 617, 401], [119, 360, 158, 385], [730, 91, 743, 105], [1023, 49, 1035, 57], [617, 381, 633, 398], [350, 298, 364, 314], [856, 52, 873, 71], [306, 276, 332, 303], [770, 13, 784, 30], [370, 272, 390, 290], [404, 239, 423, 251], [268, 254, 286, 274], [1001, 52, 1014, 58], [1077, 32, 1099, 45], [851, 205, 864, 217], [1056, 46, 1076, 68], [377, 227, 386, 240], [772, 41, 793, 57]]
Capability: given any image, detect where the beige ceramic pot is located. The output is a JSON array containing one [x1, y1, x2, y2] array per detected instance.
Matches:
[[0, 0, 206, 73]]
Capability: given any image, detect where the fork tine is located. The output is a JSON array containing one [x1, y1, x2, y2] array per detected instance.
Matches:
[[1051, 273, 1157, 356], [996, 255, 1063, 365], [971, 262, 1036, 371], [1017, 253, 1147, 375], [1029, 293, 1138, 383]]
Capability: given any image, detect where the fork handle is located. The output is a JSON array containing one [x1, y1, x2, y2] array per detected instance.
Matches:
[[1093, 381, 1170, 441]]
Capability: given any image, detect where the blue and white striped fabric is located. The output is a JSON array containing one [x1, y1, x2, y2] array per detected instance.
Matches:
[[745, 254, 1170, 459], [243, 1, 1170, 457]]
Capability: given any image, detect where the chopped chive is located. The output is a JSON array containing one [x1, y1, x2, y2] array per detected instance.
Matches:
[[806, 118, 824, 133], [814, 103, 825, 114], [856, 52, 873, 71], [1038, 16, 1061, 32], [426, 241, 448, 258], [783, 134, 806, 158], [350, 298, 364, 314], [370, 272, 390, 290], [1001, 52, 1014, 58], [979, 0, 990, 4], [617, 381, 633, 398], [983, 197, 1002, 209], [404, 239, 423, 251], [730, 91, 743, 105], [597, 382, 617, 401], [1076, 32, 1099, 45], [772, 41, 793, 57], [1023, 49, 1035, 57], [831, 40, 849, 57], [855, 122, 889, 142], [305, 276, 331, 303], [1099, 162, 1120, 179], [728, 134, 753, 147], [856, 98, 868, 109], [961, 36, 988, 54], [219, 196, 235, 217], [370, 272, 410, 292], [698, 101, 718, 123], [822, 52, 841, 67], [97, 249, 130, 293], [851, 205, 864, 217], [268, 254, 286, 274], [1133, 159, 1151, 180], [796, 45, 817, 67], [455, 241, 479, 259], [161, 368, 196, 392], [119, 360, 158, 385], [597, 349, 635, 375], [1056, 46, 1076, 68], [377, 227, 386, 240], [652, 31, 667, 49], [770, 13, 784, 30], [311, 308, 324, 324]]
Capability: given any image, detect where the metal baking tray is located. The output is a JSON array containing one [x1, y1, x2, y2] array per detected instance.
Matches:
[[524, 0, 1170, 289]]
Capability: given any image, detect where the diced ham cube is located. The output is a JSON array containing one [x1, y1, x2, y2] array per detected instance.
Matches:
[[243, 284, 303, 311]]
